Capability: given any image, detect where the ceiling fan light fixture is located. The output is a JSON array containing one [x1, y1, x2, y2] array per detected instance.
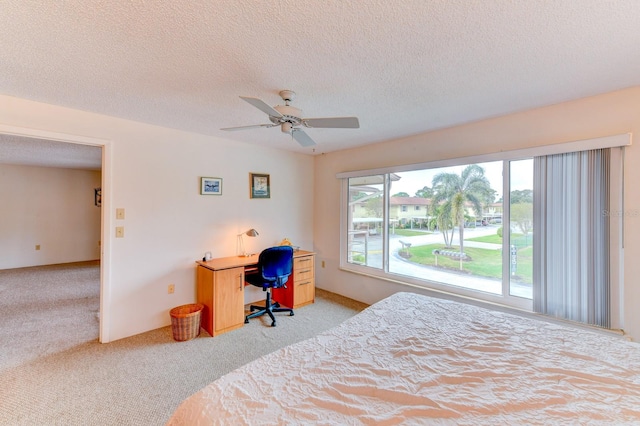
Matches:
[[281, 122, 293, 133]]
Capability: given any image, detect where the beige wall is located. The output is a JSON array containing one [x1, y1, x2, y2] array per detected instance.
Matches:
[[0, 94, 314, 342], [314, 86, 640, 341], [0, 164, 101, 268]]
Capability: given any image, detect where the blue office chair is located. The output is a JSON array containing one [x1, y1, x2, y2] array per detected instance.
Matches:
[[244, 246, 294, 327]]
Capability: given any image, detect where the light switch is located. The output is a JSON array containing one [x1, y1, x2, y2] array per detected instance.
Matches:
[[116, 208, 125, 220], [115, 226, 124, 238]]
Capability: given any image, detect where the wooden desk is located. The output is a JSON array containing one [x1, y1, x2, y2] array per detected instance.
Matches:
[[196, 250, 315, 337]]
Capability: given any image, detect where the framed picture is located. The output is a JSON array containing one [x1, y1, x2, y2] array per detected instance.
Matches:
[[201, 177, 222, 195], [249, 173, 270, 199]]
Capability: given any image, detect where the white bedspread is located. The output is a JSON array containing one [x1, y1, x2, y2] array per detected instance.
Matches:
[[167, 292, 640, 425]]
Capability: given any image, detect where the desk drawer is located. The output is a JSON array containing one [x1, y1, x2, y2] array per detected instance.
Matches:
[[294, 256, 314, 281], [293, 255, 314, 307]]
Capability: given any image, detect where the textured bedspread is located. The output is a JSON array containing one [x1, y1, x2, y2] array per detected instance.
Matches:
[[168, 292, 640, 425]]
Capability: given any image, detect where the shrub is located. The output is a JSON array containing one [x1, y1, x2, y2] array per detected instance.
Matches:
[[497, 226, 503, 238]]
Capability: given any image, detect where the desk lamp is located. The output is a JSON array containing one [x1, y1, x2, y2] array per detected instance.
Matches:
[[237, 228, 259, 257]]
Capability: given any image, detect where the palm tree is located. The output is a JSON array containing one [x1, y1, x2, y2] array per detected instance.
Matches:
[[431, 165, 493, 254], [431, 203, 455, 247]]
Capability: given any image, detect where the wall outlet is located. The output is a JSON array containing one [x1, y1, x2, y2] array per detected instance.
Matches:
[[35, 244, 41, 251], [168, 284, 175, 294]]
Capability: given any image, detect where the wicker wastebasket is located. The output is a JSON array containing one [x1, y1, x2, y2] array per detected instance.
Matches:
[[170, 303, 204, 341]]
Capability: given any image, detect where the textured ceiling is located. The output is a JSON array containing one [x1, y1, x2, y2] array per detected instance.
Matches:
[[2, 1, 640, 162], [0, 134, 101, 170]]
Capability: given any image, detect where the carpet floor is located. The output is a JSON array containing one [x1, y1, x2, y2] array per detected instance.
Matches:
[[0, 261, 368, 425]]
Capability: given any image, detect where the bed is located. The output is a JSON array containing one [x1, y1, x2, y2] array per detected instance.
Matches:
[[167, 292, 640, 425]]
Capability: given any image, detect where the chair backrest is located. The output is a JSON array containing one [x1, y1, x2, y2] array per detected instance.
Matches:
[[258, 246, 294, 288]]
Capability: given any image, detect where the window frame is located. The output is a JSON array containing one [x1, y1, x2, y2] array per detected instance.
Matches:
[[338, 134, 629, 312]]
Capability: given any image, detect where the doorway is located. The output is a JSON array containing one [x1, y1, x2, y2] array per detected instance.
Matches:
[[0, 124, 112, 342]]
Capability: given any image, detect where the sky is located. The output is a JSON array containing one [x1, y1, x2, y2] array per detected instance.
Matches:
[[389, 159, 533, 201]]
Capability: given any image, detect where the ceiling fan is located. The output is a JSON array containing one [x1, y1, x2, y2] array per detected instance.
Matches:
[[221, 90, 359, 147]]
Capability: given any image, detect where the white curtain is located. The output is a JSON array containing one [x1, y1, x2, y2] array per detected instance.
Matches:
[[533, 149, 610, 328]]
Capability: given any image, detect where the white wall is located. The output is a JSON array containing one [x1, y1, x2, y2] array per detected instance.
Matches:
[[0, 164, 101, 269], [314, 86, 640, 341], [0, 95, 314, 342]]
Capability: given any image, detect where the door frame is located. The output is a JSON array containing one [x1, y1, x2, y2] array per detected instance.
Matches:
[[0, 124, 113, 342]]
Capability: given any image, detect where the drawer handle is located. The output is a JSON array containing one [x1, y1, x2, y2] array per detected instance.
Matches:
[[299, 269, 311, 273], [299, 281, 312, 286], [298, 258, 311, 262], [238, 274, 243, 291]]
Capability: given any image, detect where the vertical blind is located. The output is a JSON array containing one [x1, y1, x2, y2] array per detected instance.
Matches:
[[532, 148, 610, 328]]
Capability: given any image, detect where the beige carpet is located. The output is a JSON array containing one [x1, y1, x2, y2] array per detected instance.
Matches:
[[0, 261, 368, 425]]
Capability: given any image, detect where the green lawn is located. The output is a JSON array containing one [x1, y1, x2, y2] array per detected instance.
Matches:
[[406, 243, 532, 283], [466, 232, 533, 248], [466, 234, 502, 244], [512, 234, 533, 248]]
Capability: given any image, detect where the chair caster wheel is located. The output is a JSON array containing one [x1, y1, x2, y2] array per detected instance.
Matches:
[[271, 322, 276, 327], [290, 312, 294, 316], [244, 318, 249, 324]]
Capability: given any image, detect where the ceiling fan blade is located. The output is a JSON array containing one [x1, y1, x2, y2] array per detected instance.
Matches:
[[291, 129, 316, 147], [303, 117, 360, 129], [220, 124, 275, 131], [240, 96, 283, 118]]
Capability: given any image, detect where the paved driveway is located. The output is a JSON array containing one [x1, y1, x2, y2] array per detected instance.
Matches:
[[357, 225, 532, 299]]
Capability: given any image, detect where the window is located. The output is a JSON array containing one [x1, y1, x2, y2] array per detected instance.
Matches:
[[340, 135, 628, 318], [509, 159, 533, 299], [347, 175, 384, 269]]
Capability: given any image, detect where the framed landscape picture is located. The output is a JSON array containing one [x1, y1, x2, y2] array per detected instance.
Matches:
[[201, 177, 222, 195], [249, 173, 270, 199]]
